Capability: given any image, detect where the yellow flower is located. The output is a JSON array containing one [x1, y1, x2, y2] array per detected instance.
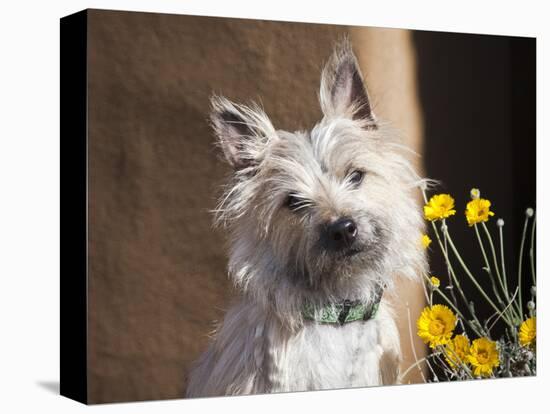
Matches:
[[417, 305, 456, 348], [424, 194, 456, 221], [445, 334, 470, 368], [465, 198, 495, 226], [421, 234, 432, 249], [519, 317, 536, 347], [430, 276, 440, 288], [467, 337, 500, 377]]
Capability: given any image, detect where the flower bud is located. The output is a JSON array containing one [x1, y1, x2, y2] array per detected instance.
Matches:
[[470, 188, 480, 200], [497, 218, 504, 227], [526, 208, 534, 218], [527, 301, 536, 311], [530, 286, 536, 296]]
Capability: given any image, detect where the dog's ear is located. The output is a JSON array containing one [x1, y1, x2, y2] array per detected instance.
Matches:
[[210, 96, 277, 170], [320, 41, 376, 128]]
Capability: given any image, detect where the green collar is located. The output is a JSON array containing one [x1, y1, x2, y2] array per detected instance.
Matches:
[[302, 287, 384, 325]]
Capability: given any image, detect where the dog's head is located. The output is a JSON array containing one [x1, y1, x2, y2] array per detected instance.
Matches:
[[211, 42, 426, 319]]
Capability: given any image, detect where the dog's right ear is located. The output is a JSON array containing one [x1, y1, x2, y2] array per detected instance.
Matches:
[[210, 96, 276, 171]]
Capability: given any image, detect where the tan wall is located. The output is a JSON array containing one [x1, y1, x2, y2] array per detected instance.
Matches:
[[87, 9, 425, 404]]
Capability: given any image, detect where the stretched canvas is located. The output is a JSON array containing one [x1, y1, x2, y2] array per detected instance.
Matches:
[[61, 8, 536, 404]]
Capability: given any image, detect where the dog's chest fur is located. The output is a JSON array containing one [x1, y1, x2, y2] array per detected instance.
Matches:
[[265, 302, 399, 392], [186, 300, 400, 397], [280, 315, 387, 390]]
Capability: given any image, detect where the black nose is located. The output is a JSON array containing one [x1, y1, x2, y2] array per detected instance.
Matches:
[[327, 218, 358, 249]]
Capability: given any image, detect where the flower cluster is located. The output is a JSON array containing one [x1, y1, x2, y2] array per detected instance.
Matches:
[[424, 192, 495, 226], [405, 188, 536, 383], [417, 305, 501, 377]]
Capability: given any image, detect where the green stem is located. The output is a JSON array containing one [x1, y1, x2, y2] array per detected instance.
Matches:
[[480, 223, 504, 288], [428, 278, 485, 337], [481, 222, 522, 322], [498, 223, 509, 293], [487, 286, 519, 333], [432, 351, 453, 380], [474, 224, 505, 307], [481, 223, 509, 301], [421, 189, 486, 335], [438, 345, 474, 379], [441, 225, 466, 333], [517, 216, 529, 318], [421, 273, 430, 304], [406, 305, 427, 383], [400, 357, 428, 383], [529, 215, 536, 288], [430, 220, 482, 334], [444, 226, 515, 330]]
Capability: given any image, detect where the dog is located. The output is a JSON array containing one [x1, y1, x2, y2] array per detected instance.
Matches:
[[186, 41, 427, 397]]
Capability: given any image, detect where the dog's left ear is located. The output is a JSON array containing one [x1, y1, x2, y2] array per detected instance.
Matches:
[[320, 41, 377, 128]]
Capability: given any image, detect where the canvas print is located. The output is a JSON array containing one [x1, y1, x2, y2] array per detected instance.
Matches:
[[60, 9, 536, 404]]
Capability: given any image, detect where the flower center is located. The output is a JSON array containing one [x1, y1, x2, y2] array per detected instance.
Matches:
[[477, 350, 489, 364], [429, 319, 445, 336]]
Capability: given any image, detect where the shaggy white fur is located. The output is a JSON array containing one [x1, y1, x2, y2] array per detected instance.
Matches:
[[186, 40, 427, 397]]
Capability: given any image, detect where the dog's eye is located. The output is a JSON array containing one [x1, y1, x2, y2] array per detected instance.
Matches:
[[286, 194, 306, 212], [348, 170, 365, 186]]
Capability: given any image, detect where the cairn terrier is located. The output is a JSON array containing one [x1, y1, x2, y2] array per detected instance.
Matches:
[[186, 41, 427, 397]]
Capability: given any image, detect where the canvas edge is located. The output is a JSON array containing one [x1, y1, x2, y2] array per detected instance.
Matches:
[[60, 8, 88, 405]]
